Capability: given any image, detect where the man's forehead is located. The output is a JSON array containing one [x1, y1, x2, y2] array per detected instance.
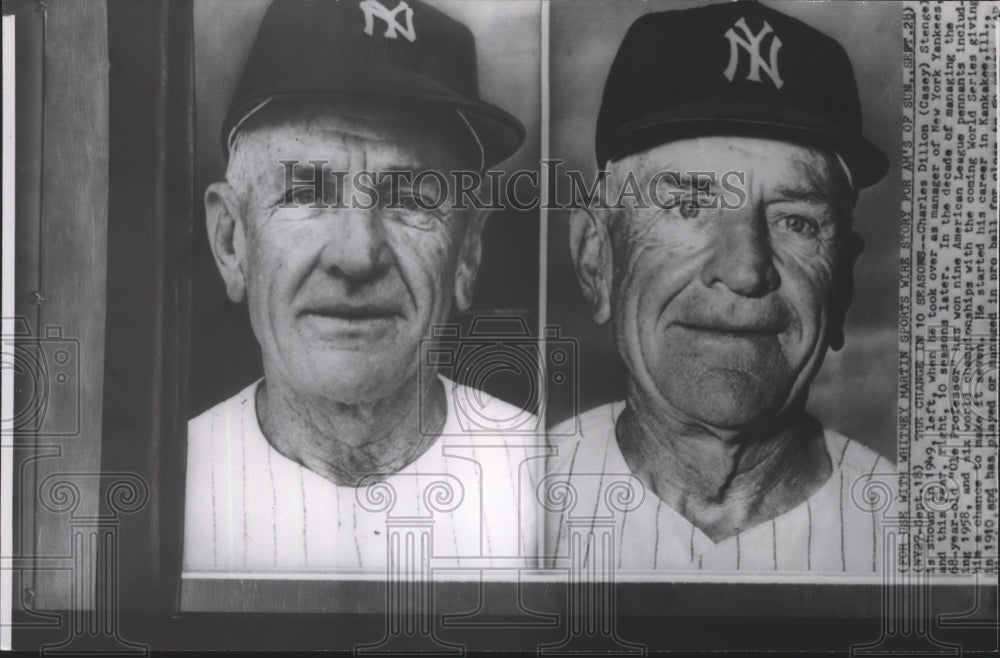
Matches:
[[612, 136, 845, 188], [233, 100, 465, 166]]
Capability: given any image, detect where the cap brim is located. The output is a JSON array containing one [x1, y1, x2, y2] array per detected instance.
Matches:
[[223, 63, 525, 169], [606, 99, 889, 188]]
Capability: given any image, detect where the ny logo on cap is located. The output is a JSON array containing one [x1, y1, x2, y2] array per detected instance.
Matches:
[[723, 17, 783, 89], [360, 0, 417, 42]]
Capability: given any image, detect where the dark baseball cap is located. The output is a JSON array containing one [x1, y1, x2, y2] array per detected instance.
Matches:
[[596, 1, 889, 188], [223, 0, 526, 169]]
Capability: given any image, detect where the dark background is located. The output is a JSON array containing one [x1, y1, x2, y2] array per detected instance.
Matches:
[[546, 0, 903, 462], [189, 0, 543, 417]]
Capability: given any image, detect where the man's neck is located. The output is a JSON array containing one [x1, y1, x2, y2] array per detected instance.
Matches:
[[616, 387, 832, 543], [256, 374, 447, 487]]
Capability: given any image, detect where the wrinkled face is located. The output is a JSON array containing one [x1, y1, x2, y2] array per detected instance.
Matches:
[[222, 103, 477, 404], [607, 136, 856, 431]]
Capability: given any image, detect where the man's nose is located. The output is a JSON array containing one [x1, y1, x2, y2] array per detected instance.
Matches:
[[317, 208, 393, 280], [699, 207, 780, 297]]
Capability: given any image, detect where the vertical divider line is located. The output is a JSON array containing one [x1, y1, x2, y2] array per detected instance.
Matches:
[[538, 0, 550, 420], [1, 13, 16, 652], [536, 0, 551, 567]]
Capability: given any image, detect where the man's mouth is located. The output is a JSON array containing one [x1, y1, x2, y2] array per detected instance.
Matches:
[[673, 321, 784, 337], [300, 304, 403, 325]]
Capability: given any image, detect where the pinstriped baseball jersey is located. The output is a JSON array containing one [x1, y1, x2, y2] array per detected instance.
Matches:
[[545, 402, 897, 573], [183, 375, 542, 572]]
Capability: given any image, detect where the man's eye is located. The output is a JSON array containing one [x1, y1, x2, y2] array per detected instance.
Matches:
[[782, 215, 818, 235], [394, 193, 424, 212], [286, 186, 318, 206], [679, 200, 700, 219], [664, 192, 715, 219], [381, 193, 443, 229]]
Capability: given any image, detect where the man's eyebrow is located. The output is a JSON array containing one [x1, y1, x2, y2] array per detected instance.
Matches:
[[772, 186, 837, 206], [648, 171, 724, 190], [278, 169, 349, 184], [372, 162, 428, 174]]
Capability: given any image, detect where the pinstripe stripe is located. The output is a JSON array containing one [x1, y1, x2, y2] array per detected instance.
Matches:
[[771, 519, 777, 570], [209, 414, 218, 566], [267, 447, 278, 565], [525, 441, 540, 490], [618, 501, 629, 568], [870, 497, 877, 572], [446, 448, 461, 561], [502, 439, 516, 504], [735, 532, 741, 570], [689, 523, 695, 563], [479, 445, 493, 559], [581, 410, 614, 568], [224, 403, 236, 565], [554, 440, 582, 560], [868, 453, 881, 572], [523, 451, 540, 557], [353, 501, 363, 568], [299, 467, 308, 566], [806, 499, 813, 571], [583, 437, 613, 569], [332, 482, 341, 565], [839, 468, 845, 571], [240, 398, 248, 567], [335, 482, 342, 529], [653, 499, 663, 568], [501, 443, 517, 552], [837, 438, 850, 468]]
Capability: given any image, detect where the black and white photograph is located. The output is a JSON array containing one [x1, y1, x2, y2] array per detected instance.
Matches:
[[544, 0, 902, 575], [184, 0, 545, 586], [2, 0, 997, 653]]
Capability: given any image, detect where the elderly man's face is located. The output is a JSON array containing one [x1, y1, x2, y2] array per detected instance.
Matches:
[[208, 103, 481, 404], [598, 136, 857, 431]]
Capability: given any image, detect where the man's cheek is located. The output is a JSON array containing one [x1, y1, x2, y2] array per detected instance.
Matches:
[[612, 210, 656, 250], [779, 243, 836, 289], [391, 231, 453, 293], [619, 212, 705, 261], [778, 270, 834, 353], [802, 260, 837, 296]]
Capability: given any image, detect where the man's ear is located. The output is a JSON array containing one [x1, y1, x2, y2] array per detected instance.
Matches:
[[828, 230, 864, 351], [568, 206, 613, 325], [454, 209, 488, 311], [205, 181, 248, 303]]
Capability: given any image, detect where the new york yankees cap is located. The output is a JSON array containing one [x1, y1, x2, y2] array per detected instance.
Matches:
[[596, 1, 889, 188], [223, 0, 525, 169]]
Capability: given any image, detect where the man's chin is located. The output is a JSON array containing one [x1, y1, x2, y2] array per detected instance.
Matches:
[[291, 356, 418, 404], [298, 315, 402, 349], [658, 370, 789, 432]]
